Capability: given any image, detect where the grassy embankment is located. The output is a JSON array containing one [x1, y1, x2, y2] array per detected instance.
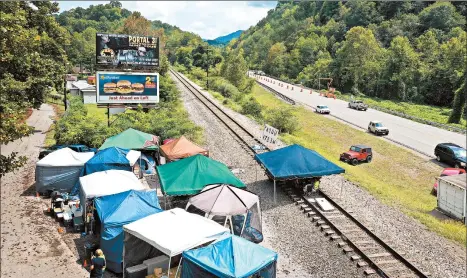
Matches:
[[253, 85, 466, 245]]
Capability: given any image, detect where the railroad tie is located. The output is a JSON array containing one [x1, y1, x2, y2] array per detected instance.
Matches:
[[342, 246, 353, 254], [383, 266, 409, 273], [303, 208, 312, 213], [340, 229, 361, 234], [354, 240, 372, 245], [376, 259, 399, 265], [357, 261, 368, 268], [363, 269, 376, 275], [337, 242, 347, 248], [350, 255, 361, 261], [295, 200, 304, 205], [320, 225, 331, 231], [316, 220, 326, 226], [325, 214, 344, 219], [311, 216, 321, 222], [306, 211, 316, 217], [367, 252, 391, 259], [325, 230, 335, 236], [330, 235, 341, 241], [300, 204, 309, 210], [292, 197, 300, 202]]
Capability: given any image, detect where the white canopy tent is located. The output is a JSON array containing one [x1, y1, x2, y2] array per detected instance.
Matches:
[[123, 208, 229, 275], [35, 148, 94, 193], [79, 170, 146, 219], [185, 184, 262, 236]]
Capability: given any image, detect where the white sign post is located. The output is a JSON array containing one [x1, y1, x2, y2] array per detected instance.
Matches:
[[262, 124, 279, 145]]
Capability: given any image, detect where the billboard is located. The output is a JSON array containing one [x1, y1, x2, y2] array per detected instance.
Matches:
[[96, 72, 159, 104], [96, 33, 159, 67]]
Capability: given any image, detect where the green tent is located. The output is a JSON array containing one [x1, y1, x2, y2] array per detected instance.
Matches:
[[99, 128, 159, 151], [156, 154, 246, 196]]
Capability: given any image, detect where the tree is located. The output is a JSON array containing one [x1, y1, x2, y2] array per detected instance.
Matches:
[[343, 0, 384, 28], [0, 1, 68, 176], [221, 49, 249, 91], [334, 27, 385, 96], [384, 36, 420, 101], [419, 2, 466, 32], [448, 78, 466, 124]]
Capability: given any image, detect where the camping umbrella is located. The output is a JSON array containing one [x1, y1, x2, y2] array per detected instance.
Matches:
[[186, 184, 259, 216], [99, 128, 159, 150], [186, 184, 261, 235], [160, 136, 208, 161]]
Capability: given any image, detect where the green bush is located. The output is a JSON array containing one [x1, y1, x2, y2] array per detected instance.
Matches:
[[210, 77, 241, 98], [241, 96, 263, 118], [264, 106, 299, 134]]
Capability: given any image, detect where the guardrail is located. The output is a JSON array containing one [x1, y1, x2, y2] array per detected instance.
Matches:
[[249, 71, 466, 135]]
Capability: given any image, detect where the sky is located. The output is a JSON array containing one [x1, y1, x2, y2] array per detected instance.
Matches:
[[56, 1, 277, 39]]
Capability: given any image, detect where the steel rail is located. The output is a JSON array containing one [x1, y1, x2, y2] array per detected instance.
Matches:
[[172, 69, 428, 278], [170, 69, 270, 153]]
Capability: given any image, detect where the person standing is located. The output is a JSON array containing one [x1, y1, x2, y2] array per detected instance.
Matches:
[[90, 249, 106, 278], [313, 177, 321, 192]]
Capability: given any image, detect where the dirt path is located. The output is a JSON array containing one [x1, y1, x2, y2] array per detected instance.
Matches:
[[1, 104, 88, 278]]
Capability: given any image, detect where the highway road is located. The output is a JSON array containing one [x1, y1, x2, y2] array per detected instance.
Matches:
[[249, 72, 466, 158]]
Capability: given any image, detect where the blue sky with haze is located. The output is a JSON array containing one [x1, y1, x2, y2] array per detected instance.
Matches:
[[56, 1, 277, 39]]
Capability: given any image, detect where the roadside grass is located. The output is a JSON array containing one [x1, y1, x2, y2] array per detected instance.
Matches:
[[254, 85, 467, 246], [332, 92, 466, 131]]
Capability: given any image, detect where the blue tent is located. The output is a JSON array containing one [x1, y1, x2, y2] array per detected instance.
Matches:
[[255, 144, 344, 202], [95, 190, 162, 273], [84, 147, 133, 175], [181, 234, 278, 278], [70, 147, 132, 195]]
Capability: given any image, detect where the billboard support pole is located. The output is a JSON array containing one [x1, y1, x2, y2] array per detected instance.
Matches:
[[107, 105, 110, 127]]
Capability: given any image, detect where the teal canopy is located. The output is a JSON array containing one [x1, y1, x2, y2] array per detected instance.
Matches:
[[99, 128, 159, 150], [156, 154, 245, 196]]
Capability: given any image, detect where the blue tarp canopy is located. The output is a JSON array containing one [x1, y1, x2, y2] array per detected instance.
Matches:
[[70, 147, 133, 195], [255, 144, 345, 179], [182, 234, 278, 278], [95, 190, 162, 273], [84, 147, 132, 175]]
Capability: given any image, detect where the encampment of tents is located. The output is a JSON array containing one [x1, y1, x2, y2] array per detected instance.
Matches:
[[79, 170, 146, 220], [160, 136, 208, 162], [95, 189, 162, 273], [156, 154, 245, 196], [122, 208, 229, 274], [181, 234, 278, 278], [99, 128, 159, 151], [255, 144, 345, 202], [35, 148, 94, 193]]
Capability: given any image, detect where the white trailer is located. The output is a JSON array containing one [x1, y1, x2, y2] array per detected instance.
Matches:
[[437, 174, 466, 225]]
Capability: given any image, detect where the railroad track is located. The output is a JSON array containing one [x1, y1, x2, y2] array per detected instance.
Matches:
[[170, 69, 270, 156], [171, 69, 428, 278], [281, 184, 430, 278]]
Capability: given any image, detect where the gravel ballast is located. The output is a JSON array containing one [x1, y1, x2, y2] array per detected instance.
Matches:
[[172, 72, 466, 278], [171, 72, 366, 278]]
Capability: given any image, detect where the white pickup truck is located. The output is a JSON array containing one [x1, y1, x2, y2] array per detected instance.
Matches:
[[348, 100, 368, 111]]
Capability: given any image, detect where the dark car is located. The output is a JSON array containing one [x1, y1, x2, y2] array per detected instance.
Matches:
[[38, 144, 97, 159], [340, 145, 372, 166], [434, 143, 466, 169]]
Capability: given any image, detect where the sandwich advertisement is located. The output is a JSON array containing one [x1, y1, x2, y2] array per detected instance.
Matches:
[[96, 33, 159, 67], [96, 72, 159, 104]]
